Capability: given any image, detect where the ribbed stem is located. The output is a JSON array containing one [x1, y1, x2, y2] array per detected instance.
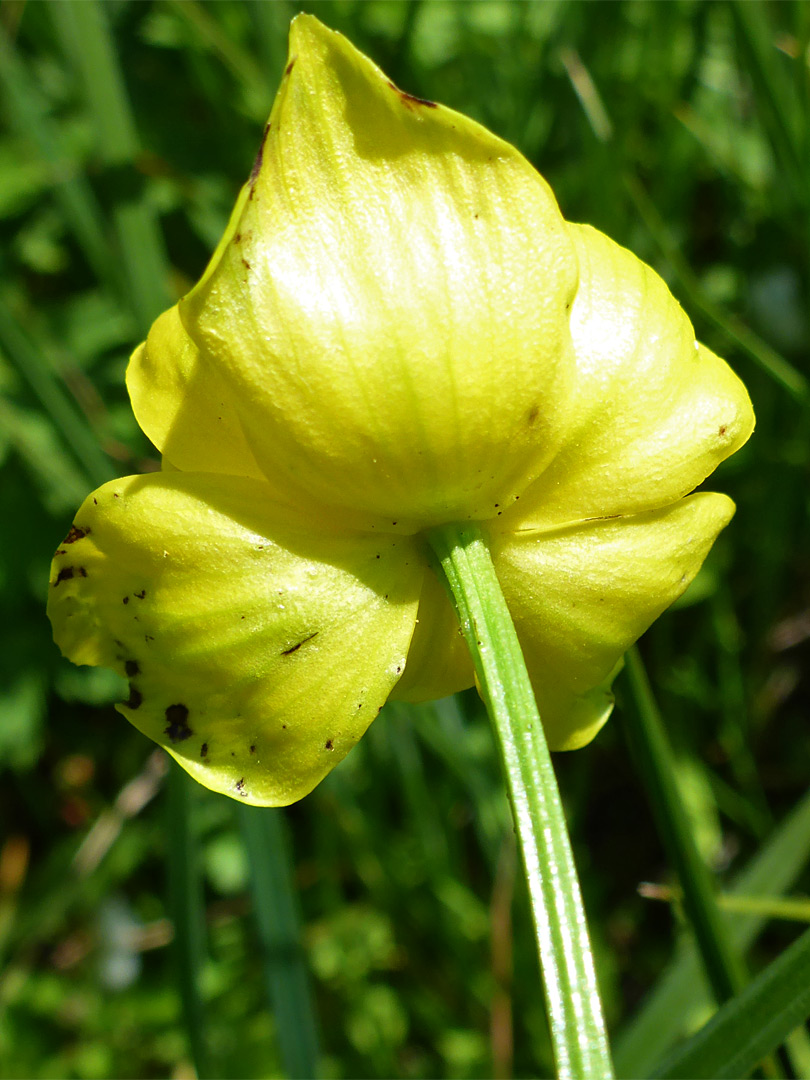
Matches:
[[426, 523, 613, 1080]]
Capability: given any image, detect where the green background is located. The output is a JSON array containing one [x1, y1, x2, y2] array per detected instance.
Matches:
[[1, 1, 808, 1077]]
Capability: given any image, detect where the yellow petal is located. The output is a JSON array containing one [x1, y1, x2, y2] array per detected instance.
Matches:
[[503, 224, 755, 530], [492, 493, 735, 750], [179, 14, 578, 531], [390, 565, 473, 703], [47, 473, 422, 805], [127, 305, 264, 480]]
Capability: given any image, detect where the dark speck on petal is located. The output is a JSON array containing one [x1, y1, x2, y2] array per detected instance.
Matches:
[[64, 524, 90, 544], [164, 704, 192, 742], [386, 80, 437, 109], [282, 631, 319, 656]]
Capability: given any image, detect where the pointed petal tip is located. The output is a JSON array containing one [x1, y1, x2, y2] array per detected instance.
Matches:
[[181, 8, 577, 528], [288, 12, 341, 49], [284, 9, 526, 165]]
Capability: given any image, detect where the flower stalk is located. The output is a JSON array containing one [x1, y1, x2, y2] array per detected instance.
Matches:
[[427, 523, 614, 1080]]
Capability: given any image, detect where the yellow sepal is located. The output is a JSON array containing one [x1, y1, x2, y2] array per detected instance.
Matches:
[[127, 305, 264, 480], [493, 492, 736, 749], [177, 14, 579, 529], [48, 472, 421, 805], [504, 224, 755, 531]]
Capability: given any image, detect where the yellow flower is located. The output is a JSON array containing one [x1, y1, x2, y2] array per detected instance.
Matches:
[[47, 16, 754, 806]]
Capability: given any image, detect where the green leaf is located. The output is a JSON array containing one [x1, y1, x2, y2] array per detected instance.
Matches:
[[49, 0, 173, 331], [237, 804, 321, 1079], [615, 783, 810, 1077], [165, 763, 214, 1079], [653, 925, 810, 1079], [622, 647, 747, 1004]]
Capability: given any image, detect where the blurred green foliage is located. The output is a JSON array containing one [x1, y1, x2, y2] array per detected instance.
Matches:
[[1, 0, 809, 1077]]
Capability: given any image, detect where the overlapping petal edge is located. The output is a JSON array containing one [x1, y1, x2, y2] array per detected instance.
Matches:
[[47, 15, 754, 805]]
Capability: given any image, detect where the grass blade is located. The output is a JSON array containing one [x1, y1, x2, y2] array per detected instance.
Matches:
[[622, 647, 747, 1003], [729, 0, 809, 217], [168, 0, 271, 114], [653, 925, 810, 1079], [0, 297, 114, 488], [623, 173, 810, 406], [0, 24, 118, 288], [165, 762, 213, 1079], [237, 804, 320, 1080], [408, 696, 510, 868], [615, 782, 810, 1076], [49, 0, 172, 330]]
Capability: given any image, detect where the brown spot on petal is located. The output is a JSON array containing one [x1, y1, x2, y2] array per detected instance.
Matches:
[[53, 566, 86, 587], [235, 778, 247, 796], [64, 524, 90, 544], [164, 704, 192, 742], [200, 743, 208, 759], [719, 425, 727, 436], [285, 57, 296, 76], [125, 685, 142, 710], [249, 123, 271, 184], [134, 589, 146, 600], [526, 405, 540, 426], [387, 80, 437, 109], [249, 744, 256, 754], [325, 739, 334, 750], [282, 631, 319, 656], [125, 660, 140, 677]]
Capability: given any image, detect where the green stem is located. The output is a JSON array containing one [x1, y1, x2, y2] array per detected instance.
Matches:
[[426, 523, 613, 1080]]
